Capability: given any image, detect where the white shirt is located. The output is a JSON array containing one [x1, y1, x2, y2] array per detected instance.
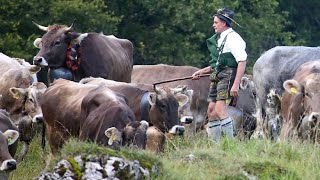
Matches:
[[217, 28, 247, 62]]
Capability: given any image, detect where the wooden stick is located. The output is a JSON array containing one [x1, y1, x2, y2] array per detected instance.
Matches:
[[153, 74, 211, 88]]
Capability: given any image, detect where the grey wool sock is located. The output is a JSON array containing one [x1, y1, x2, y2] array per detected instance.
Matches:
[[206, 120, 222, 142], [221, 117, 234, 139]]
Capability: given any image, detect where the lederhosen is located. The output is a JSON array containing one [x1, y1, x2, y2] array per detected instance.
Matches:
[[206, 32, 238, 104]]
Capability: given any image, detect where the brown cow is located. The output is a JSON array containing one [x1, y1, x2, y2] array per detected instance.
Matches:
[[132, 64, 208, 131], [32, 22, 133, 83], [79, 85, 147, 149], [41, 79, 149, 153], [0, 109, 19, 179], [280, 61, 320, 143], [79, 77, 189, 132], [131, 64, 256, 138], [79, 78, 189, 152]]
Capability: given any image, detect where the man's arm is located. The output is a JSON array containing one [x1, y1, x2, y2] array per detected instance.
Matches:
[[192, 66, 213, 80], [230, 61, 246, 97]]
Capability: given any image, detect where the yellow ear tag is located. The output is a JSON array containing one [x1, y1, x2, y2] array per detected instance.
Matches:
[[178, 101, 183, 106], [12, 93, 19, 100], [290, 87, 297, 94]]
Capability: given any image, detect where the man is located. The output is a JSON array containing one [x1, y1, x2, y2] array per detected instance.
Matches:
[[192, 8, 247, 142]]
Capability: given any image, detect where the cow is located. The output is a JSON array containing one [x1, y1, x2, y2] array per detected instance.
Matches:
[[40, 79, 151, 153], [132, 64, 208, 131], [0, 109, 19, 180], [0, 53, 46, 159], [280, 61, 320, 143], [0, 53, 41, 122], [79, 77, 189, 152], [79, 84, 148, 150], [32, 22, 133, 83], [131, 64, 256, 138], [252, 46, 320, 139]]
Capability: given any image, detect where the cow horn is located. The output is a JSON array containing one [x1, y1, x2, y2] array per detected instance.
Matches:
[[65, 19, 76, 32], [32, 21, 49, 32]]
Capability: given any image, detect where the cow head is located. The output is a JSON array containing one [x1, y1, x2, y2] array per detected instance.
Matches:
[[0, 130, 19, 171], [284, 73, 320, 141], [122, 120, 149, 149], [33, 21, 80, 68], [171, 85, 194, 124], [147, 87, 189, 133], [9, 82, 47, 123]]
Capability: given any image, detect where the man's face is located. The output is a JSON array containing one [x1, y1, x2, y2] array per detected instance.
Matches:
[[213, 16, 227, 34]]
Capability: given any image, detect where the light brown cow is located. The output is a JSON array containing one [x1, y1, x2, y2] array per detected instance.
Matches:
[[280, 61, 320, 143], [79, 85, 147, 150], [0, 53, 41, 123], [41, 79, 150, 153], [79, 77, 189, 152], [0, 109, 19, 179]]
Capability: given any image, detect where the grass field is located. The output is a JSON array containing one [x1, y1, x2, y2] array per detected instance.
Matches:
[[9, 131, 320, 179]]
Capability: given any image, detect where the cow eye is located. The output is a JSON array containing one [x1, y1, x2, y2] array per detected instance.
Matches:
[[53, 40, 61, 46], [160, 104, 166, 111], [305, 92, 311, 97], [29, 98, 34, 103]]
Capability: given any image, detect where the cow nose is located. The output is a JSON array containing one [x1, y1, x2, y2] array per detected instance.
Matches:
[[169, 125, 185, 135], [180, 116, 193, 124], [5, 160, 17, 170], [33, 56, 44, 65], [33, 114, 44, 123], [309, 112, 320, 124]]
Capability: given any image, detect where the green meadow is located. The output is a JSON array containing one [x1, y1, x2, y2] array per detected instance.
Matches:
[[10, 131, 320, 180]]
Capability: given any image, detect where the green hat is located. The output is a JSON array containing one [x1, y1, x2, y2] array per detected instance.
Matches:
[[214, 8, 241, 27]]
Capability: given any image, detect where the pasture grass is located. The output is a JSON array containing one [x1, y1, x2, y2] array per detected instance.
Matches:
[[10, 131, 320, 180]]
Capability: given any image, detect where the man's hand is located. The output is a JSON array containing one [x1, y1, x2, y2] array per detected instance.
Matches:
[[192, 66, 212, 80], [230, 83, 240, 97], [192, 71, 201, 80]]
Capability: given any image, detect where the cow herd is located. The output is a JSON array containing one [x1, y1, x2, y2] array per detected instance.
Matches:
[[0, 23, 319, 178]]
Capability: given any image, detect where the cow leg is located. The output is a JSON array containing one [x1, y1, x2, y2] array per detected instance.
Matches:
[[46, 126, 64, 154]]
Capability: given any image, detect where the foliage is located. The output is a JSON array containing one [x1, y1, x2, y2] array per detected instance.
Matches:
[[0, 0, 317, 69], [0, 0, 120, 62]]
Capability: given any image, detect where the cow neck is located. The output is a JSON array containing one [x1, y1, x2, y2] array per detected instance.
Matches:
[[65, 42, 81, 71], [140, 91, 151, 123]]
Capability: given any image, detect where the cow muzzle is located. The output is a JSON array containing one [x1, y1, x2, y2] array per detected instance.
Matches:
[[180, 116, 193, 124], [169, 125, 185, 135], [33, 114, 44, 123], [33, 56, 48, 67], [0, 159, 17, 171], [309, 112, 320, 125]]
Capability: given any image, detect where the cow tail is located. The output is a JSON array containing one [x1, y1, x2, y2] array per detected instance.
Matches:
[[41, 123, 46, 151]]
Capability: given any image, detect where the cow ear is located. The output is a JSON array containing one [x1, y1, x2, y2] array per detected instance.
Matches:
[[28, 65, 41, 74], [9, 87, 27, 100], [104, 127, 122, 145], [33, 38, 42, 48], [3, 130, 19, 145], [147, 93, 157, 106], [283, 79, 302, 95], [240, 76, 249, 90], [32, 82, 47, 91], [67, 32, 81, 41], [175, 94, 189, 107]]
